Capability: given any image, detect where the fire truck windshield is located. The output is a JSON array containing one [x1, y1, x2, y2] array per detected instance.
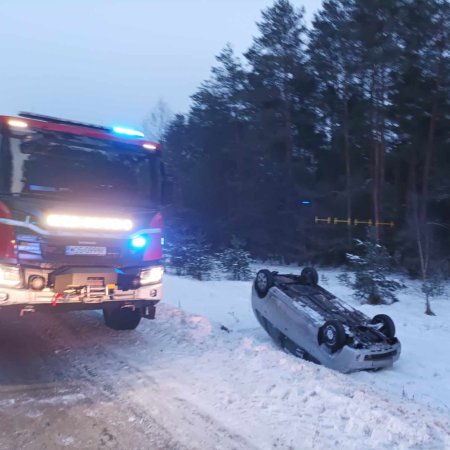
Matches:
[[1, 128, 161, 206]]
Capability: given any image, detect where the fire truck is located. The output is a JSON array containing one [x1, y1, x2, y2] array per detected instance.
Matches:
[[0, 113, 165, 330]]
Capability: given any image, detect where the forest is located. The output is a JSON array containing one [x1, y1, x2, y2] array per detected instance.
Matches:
[[160, 0, 450, 293]]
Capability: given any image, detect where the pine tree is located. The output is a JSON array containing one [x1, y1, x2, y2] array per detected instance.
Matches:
[[188, 45, 249, 247], [389, 0, 450, 314], [308, 0, 366, 244], [243, 0, 321, 260], [245, 0, 307, 179], [218, 236, 253, 281], [165, 226, 214, 280], [160, 0, 450, 269], [340, 235, 404, 304]]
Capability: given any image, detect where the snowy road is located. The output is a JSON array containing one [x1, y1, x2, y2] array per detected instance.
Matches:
[[1, 272, 450, 449], [0, 310, 256, 450]]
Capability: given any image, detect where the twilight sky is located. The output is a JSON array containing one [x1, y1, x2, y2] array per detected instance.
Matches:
[[0, 0, 322, 129]]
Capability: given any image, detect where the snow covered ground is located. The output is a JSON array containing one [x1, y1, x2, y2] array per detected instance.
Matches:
[[0, 267, 449, 449], [163, 267, 450, 448]]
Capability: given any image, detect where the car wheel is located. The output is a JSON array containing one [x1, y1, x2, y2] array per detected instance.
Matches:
[[103, 307, 142, 330], [371, 314, 395, 339], [301, 267, 319, 286], [254, 270, 274, 298], [319, 320, 346, 352]]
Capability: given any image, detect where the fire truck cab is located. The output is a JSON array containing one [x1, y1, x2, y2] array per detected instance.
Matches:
[[0, 113, 164, 330]]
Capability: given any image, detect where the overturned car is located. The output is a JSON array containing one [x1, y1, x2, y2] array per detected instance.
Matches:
[[252, 268, 401, 373]]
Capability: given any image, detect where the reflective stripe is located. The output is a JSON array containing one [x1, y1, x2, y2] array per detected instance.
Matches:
[[0, 203, 16, 260]]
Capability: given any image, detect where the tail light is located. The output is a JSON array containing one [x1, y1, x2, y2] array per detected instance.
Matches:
[[0, 202, 16, 261], [143, 212, 163, 261]]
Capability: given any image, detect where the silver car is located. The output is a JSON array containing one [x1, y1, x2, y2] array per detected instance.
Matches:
[[252, 268, 401, 373]]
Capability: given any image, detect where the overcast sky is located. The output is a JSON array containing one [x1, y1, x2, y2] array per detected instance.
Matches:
[[0, 0, 322, 129]]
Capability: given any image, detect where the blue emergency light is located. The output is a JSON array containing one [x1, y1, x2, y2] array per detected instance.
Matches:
[[112, 126, 145, 138], [131, 236, 147, 249]]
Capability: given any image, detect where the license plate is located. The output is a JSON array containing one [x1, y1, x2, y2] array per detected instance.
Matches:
[[87, 277, 105, 286], [65, 246, 107, 256]]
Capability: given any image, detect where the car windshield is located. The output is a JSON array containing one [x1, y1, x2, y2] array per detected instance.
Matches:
[[1, 128, 160, 206]]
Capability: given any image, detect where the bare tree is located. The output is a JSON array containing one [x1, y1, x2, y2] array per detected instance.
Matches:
[[410, 195, 448, 316], [142, 99, 173, 142], [411, 5, 448, 316]]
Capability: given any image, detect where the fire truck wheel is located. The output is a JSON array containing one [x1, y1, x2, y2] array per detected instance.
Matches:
[[103, 307, 142, 330]]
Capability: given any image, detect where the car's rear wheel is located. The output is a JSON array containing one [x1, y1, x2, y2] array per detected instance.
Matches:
[[301, 267, 319, 286], [371, 314, 395, 339], [254, 270, 274, 298], [103, 307, 142, 330], [319, 320, 346, 352]]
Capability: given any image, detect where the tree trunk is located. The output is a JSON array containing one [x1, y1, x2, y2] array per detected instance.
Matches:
[[420, 96, 439, 223], [372, 140, 381, 241], [413, 188, 435, 316], [378, 66, 387, 226], [284, 98, 294, 184], [369, 69, 381, 241], [343, 95, 352, 244], [425, 294, 436, 316]]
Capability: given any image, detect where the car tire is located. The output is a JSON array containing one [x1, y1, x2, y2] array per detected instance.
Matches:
[[371, 314, 395, 339], [301, 267, 319, 286], [103, 307, 142, 330], [319, 320, 346, 352], [254, 270, 274, 298]]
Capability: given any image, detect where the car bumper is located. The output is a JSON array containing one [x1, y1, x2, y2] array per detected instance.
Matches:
[[0, 283, 162, 309], [317, 341, 402, 373]]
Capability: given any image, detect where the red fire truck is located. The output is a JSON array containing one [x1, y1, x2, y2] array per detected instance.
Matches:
[[0, 113, 165, 330]]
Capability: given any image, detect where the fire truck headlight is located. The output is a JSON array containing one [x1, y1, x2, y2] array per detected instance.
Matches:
[[0, 265, 21, 288], [131, 236, 147, 249], [46, 214, 133, 231], [140, 266, 164, 285]]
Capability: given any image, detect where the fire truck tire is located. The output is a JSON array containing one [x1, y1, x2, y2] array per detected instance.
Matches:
[[103, 307, 142, 330]]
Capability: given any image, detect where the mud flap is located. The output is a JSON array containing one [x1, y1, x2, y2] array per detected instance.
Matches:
[[142, 304, 156, 320]]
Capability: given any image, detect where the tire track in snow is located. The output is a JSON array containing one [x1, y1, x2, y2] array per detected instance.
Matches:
[[0, 312, 182, 450], [50, 311, 259, 450], [1, 305, 449, 450], [0, 310, 258, 450]]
